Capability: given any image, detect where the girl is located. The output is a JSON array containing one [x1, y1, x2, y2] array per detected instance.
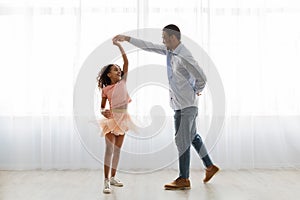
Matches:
[[97, 39, 134, 194]]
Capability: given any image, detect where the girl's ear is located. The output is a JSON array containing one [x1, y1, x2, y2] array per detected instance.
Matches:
[[107, 73, 111, 78]]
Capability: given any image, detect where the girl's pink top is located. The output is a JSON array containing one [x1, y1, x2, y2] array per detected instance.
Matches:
[[102, 79, 131, 109]]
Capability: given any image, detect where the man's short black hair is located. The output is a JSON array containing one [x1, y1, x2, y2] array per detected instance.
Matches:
[[163, 24, 181, 41]]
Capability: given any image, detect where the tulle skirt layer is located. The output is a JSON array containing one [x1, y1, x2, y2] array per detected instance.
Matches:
[[100, 110, 136, 136]]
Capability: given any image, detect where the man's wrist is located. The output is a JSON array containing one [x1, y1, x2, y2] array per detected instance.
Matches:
[[125, 36, 131, 42]]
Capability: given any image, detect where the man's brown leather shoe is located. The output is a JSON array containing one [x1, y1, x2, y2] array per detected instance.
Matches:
[[203, 165, 219, 183], [164, 177, 191, 190]]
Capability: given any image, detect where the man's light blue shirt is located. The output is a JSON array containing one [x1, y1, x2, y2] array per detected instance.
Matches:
[[129, 37, 207, 110]]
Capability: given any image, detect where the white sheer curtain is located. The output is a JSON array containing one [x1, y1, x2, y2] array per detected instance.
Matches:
[[0, 0, 300, 170]]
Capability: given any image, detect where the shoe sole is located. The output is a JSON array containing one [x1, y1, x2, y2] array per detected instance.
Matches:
[[165, 186, 191, 190], [111, 184, 123, 187]]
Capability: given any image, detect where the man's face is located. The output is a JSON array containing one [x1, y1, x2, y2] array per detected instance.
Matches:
[[162, 31, 172, 49]]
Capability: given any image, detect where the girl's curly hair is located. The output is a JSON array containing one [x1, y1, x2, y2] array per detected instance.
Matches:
[[96, 64, 123, 89]]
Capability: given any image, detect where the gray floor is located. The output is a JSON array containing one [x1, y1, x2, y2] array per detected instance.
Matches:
[[0, 169, 299, 200]]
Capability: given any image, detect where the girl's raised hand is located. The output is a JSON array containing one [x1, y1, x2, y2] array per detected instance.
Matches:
[[113, 35, 125, 42], [112, 38, 121, 46]]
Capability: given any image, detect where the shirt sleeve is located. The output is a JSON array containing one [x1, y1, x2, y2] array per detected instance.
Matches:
[[129, 37, 167, 55], [182, 55, 207, 93], [101, 88, 107, 98]]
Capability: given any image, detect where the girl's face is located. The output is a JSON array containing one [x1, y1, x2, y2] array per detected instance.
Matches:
[[107, 65, 122, 82]]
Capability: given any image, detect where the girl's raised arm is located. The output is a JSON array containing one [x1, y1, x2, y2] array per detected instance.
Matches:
[[113, 39, 128, 80]]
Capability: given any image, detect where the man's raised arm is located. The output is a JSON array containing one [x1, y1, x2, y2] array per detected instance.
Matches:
[[113, 35, 167, 55]]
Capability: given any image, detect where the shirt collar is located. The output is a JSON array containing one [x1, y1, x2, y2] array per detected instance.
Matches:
[[173, 42, 183, 54]]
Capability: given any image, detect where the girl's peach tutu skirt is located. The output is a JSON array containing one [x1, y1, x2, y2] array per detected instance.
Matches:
[[100, 109, 136, 136]]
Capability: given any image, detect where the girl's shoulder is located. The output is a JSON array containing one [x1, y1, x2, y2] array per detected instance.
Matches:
[[103, 79, 125, 90], [119, 78, 126, 84], [102, 81, 119, 91], [102, 84, 113, 92]]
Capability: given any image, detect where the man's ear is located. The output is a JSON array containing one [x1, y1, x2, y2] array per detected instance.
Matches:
[[170, 35, 177, 42]]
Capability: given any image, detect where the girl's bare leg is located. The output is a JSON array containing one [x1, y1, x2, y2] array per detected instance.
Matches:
[[111, 134, 125, 177], [104, 133, 115, 179]]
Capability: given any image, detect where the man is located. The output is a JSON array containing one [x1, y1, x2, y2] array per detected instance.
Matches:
[[114, 24, 219, 190]]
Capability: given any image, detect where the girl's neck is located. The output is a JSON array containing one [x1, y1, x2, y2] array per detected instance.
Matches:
[[110, 79, 120, 85]]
